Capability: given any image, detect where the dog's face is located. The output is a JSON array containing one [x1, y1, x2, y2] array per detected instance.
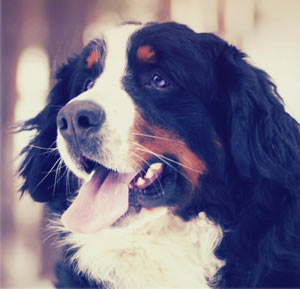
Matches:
[[20, 21, 292, 234], [18, 21, 300, 289], [54, 23, 225, 233]]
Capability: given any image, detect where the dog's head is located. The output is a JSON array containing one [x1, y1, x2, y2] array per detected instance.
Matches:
[[18, 22, 300, 233]]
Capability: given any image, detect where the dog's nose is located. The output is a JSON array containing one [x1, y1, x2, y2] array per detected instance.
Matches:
[[57, 100, 105, 140]]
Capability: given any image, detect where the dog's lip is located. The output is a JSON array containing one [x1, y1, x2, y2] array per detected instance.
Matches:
[[79, 155, 99, 174]]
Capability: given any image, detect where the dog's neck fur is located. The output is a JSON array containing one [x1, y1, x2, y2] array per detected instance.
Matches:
[[54, 208, 224, 289]]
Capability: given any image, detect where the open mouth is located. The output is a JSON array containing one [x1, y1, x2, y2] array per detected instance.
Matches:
[[79, 155, 178, 208], [61, 155, 178, 233]]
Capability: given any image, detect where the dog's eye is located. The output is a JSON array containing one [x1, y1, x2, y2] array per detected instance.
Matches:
[[83, 79, 95, 91], [149, 74, 169, 89]]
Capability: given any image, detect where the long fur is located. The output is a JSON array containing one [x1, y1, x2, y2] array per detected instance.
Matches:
[[16, 22, 300, 288], [52, 209, 223, 289]]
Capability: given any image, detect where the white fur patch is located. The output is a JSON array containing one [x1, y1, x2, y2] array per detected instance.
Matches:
[[53, 209, 224, 289], [56, 134, 87, 179], [57, 24, 141, 175]]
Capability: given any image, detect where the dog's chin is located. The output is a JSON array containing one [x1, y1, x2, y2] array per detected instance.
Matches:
[[60, 152, 179, 234]]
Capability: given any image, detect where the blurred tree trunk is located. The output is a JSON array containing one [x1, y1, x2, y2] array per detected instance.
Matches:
[[1, 0, 22, 286], [157, 0, 171, 21], [46, 0, 87, 75]]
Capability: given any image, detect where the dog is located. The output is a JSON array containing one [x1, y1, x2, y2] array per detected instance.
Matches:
[[17, 22, 300, 288]]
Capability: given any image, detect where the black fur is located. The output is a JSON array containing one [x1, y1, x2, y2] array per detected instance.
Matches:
[[17, 22, 300, 288]]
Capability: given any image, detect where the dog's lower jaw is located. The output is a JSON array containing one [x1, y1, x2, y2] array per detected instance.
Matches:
[[56, 208, 224, 289]]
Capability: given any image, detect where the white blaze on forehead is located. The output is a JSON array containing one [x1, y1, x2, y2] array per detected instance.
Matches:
[[73, 24, 142, 172], [93, 24, 140, 133], [100, 24, 140, 84]]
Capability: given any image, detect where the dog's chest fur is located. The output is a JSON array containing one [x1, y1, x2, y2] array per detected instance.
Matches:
[[56, 209, 224, 289]]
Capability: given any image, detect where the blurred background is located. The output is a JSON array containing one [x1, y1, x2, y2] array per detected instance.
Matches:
[[1, 0, 300, 288]]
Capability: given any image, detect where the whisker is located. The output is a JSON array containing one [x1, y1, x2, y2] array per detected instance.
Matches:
[[130, 152, 148, 174], [155, 153, 204, 174], [28, 144, 57, 152], [43, 148, 59, 157], [132, 142, 192, 183], [53, 158, 62, 194], [46, 104, 64, 109], [55, 168, 67, 188], [32, 157, 62, 194], [66, 169, 71, 199], [133, 141, 204, 174], [131, 152, 164, 196], [52, 159, 67, 195], [132, 132, 185, 144], [28, 140, 59, 156]]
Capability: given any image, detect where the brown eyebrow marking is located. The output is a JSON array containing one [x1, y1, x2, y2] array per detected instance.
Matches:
[[137, 45, 156, 63], [86, 50, 100, 68]]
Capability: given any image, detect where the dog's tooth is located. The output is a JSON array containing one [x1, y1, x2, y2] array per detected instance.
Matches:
[[150, 163, 163, 172], [136, 177, 146, 187], [144, 167, 154, 179]]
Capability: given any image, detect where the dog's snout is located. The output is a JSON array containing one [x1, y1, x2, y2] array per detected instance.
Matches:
[[57, 100, 105, 140]]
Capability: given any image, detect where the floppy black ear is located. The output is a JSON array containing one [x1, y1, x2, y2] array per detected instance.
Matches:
[[16, 39, 104, 203], [16, 57, 79, 202], [215, 44, 300, 194]]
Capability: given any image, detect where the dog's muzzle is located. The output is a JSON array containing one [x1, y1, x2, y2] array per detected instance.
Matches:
[[56, 99, 179, 234]]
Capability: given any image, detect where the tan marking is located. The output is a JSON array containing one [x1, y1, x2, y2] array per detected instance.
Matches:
[[137, 45, 156, 63], [130, 113, 207, 199], [86, 50, 100, 68]]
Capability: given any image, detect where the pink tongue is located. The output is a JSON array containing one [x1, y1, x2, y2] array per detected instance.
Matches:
[[61, 168, 136, 233]]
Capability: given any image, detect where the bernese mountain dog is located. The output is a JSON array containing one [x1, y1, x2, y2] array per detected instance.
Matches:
[[17, 22, 300, 288]]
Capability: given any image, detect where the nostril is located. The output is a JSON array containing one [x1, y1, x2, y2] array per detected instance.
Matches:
[[76, 109, 104, 130], [57, 110, 69, 131], [78, 115, 91, 128], [58, 117, 68, 130]]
